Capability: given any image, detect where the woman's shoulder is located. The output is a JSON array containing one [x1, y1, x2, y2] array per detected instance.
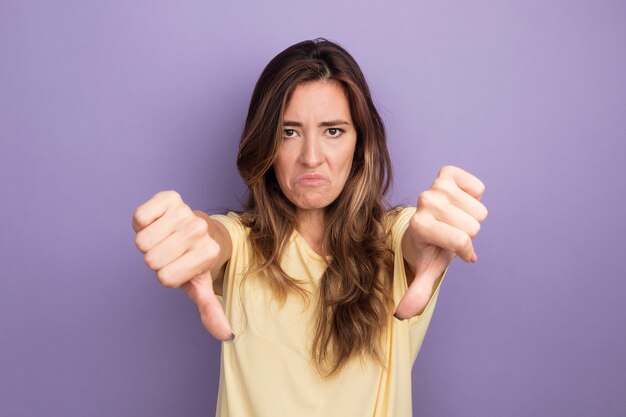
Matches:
[[209, 211, 250, 239], [385, 206, 416, 232], [383, 206, 416, 251]]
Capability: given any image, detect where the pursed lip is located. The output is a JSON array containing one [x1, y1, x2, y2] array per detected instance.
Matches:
[[294, 172, 329, 185]]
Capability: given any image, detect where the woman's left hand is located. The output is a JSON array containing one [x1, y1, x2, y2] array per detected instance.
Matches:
[[394, 165, 488, 320]]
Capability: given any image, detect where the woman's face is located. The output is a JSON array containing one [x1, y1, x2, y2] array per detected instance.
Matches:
[[273, 80, 357, 216]]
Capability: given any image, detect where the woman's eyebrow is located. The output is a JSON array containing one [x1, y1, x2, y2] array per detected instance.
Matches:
[[283, 120, 350, 127]]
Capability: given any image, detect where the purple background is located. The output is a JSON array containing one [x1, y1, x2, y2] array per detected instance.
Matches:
[[2, 0, 625, 416]]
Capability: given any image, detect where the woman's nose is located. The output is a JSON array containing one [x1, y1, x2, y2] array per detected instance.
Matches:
[[300, 136, 324, 167]]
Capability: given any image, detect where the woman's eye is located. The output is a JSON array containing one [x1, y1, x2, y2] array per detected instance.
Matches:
[[327, 128, 344, 137], [283, 129, 296, 138]]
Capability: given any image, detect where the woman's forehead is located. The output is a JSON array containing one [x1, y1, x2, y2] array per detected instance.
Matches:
[[282, 80, 352, 123]]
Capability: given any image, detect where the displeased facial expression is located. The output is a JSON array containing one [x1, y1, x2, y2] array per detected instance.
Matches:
[[273, 80, 357, 214]]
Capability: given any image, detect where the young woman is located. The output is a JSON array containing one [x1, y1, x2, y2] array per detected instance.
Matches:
[[132, 38, 488, 417]]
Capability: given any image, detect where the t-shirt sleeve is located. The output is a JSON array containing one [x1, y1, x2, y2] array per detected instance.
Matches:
[[208, 211, 249, 305], [389, 206, 449, 361]]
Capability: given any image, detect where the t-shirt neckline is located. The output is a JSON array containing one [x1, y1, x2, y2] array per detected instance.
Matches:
[[291, 229, 333, 262]]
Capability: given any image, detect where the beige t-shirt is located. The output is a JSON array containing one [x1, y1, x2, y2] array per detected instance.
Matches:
[[211, 206, 448, 417]]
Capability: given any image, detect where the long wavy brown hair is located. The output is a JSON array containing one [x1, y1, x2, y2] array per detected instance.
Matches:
[[236, 38, 398, 377]]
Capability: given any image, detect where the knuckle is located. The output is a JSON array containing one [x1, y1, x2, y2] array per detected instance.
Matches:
[[468, 220, 481, 238], [438, 165, 454, 177], [417, 191, 432, 207], [160, 190, 182, 203], [480, 205, 489, 221], [156, 269, 178, 288], [134, 233, 149, 252], [133, 208, 148, 229], [477, 180, 486, 196], [166, 189, 181, 199], [431, 177, 450, 191], [168, 202, 193, 224], [177, 204, 194, 218], [452, 233, 471, 252], [191, 217, 209, 235], [418, 190, 444, 212], [144, 252, 159, 270]]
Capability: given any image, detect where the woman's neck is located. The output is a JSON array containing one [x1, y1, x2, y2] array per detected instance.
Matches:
[[295, 209, 325, 256]]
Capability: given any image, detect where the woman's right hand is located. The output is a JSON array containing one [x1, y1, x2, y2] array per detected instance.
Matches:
[[132, 190, 234, 341]]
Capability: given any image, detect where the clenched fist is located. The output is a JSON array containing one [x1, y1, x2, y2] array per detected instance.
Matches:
[[132, 190, 234, 341]]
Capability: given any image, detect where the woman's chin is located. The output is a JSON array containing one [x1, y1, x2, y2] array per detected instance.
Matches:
[[292, 196, 336, 212]]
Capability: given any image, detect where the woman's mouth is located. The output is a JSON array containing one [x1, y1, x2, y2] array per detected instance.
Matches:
[[294, 173, 329, 186]]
